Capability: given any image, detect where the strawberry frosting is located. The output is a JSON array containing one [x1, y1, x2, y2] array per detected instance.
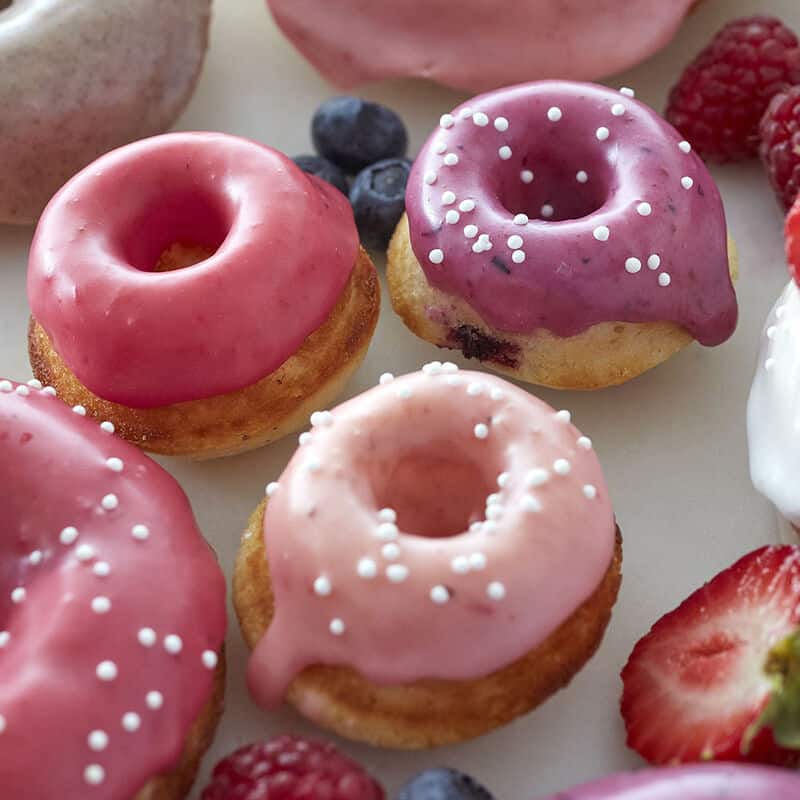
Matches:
[[27, 132, 359, 408], [247, 366, 615, 707], [266, 0, 694, 92], [0, 379, 226, 798]]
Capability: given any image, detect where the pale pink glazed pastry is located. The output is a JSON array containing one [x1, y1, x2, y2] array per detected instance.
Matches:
[[0, 0, 212, 225], [266, 0, 695, 92], [245, 366, 617, 713], [0, 378, 226, 798]]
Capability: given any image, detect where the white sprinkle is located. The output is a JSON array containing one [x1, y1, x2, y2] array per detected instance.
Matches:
[[0, 715, 5, 733], [72, 404, 86, 416], [101, 494, 118, 511], [637, 202, 652, 216], [473, 112, 489, 126], [596, 127, 610, 141], [469, 521, 483, 533], [469, 552, 487, 570], [122, 712, 141, 732], [444, 152, 459, 166], [486, 492, 502, 506], [620, 87, 635, 97], [494, 117, 509, 132], [0, 380, 11, 392], [91, 596, 111, 614], [459, 199, 476, 213], [430, 585, 450, 604], [386, 564, 409, 583], [376, 522, 399, 540], [486, 504, 504, 521], [576, 170, 588, 183], [396, 386, 413, 400], [507, 234, 523, 250], [304, 459, 322, 473], [497, 472, 510, 488], [313, 576, 332, 596], [647, 254, 661, 270], [146, 691, 164, 710], [459, 106, 474, 119], [422, 361, 443, 376], [525, 468, 549, 487], [105, 457, 123, 473], [138, 628, 157, 647], [681, 176, 694, 190], [512, 250, 526, 264], [14, 385, 29, 396], [445, 210, 460, 225], [577, 436, 592, 450], [487, 581, 506, 600], [0, 632, 9, 647], [424, 171, 437, 185], [541, 204, 554, 218], [766, 358, 776, 371], [593, 226, 610, 242], [88, 731, 108, 752], [60, 526, 79, 545], [767, 325, 778, 340], [434, 141, 447, 154], [451, 555, 470, 574], [357, 558, 378, 579], [379, 373, 394, 385], [11, 587, 25, 604], [482, 521, 498, 536], [474, 423, 489, 439], [441, 191, 456, 205], [583, 484, 598, 499], [440, 113, 455, 129], [466, 382, 483, 397], [498, 146, 512, 160], [658, 272, 672, 287], [611, 103, 626, 116], [428, 248, 445, 264], [329, 618, 346, 635], [490, 387, 505, 401], [310, 410, 334, 427], [164, 635, 183, 655], [625, 257, 642, 274], [378, 508, 397, 522], [96, 661, 118, 681], [513, 213, 529, 225], [43, 386, 57, 396], [555, 409, 571, 423], [547, 106, 563, 122], [93, 562, 111, 577], [522, 495, 542, 513], [382, 543, 401, 560], [202, 650, 218, 670], [442, 362, 459, 373], [463, 224, 479, 238], [553, 458, 571, 475], [131, 524, 149, 541], [27, 379, 42, 389], [679, 140, 692, 154], [84, 765, 105, 786], [76, 544, 95, 562], [298, 432, 312, 446], [100, 421, 115, 433]]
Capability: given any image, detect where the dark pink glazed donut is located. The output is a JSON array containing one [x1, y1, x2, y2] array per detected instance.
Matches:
[[405, 81, 737, 346], [0, 379, 226, 797], [27, 132, 358, 409]]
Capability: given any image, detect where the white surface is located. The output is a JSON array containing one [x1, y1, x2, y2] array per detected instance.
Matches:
[[0, 1, 797, 797]]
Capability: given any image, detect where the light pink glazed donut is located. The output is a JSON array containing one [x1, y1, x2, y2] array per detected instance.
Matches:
[[246, 365, 616, 708], [0, 0, 211, 224], [0, 378, 226, 798], [266, 0, 695, 92]]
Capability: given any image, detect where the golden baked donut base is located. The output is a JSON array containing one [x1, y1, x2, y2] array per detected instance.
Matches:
[[387, 215, 738, 390], [234, 498, 623, 749], [28, 247, 380, 459]]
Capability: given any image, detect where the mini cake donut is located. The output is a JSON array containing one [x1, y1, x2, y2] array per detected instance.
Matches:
[[27, 132, 380, 459], [0, 379, 226, 798], [234, 365, 622, 748], [266, 0, 695, 92], [388, 81, 738, 390], [0, 0, 211, 224]]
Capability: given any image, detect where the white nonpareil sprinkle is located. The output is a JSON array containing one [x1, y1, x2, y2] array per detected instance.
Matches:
[[310, 410, 334, 427], [298, 432, 312, 446], [445, 210, 460, 225], [766, 358, 776, 371], [11, 587, 25, 604], [513, 213, 529, 225], [547, 106, 562, 122], [469, 552, 487, 570], [424, 171, 437, 185], [659, 273, 672, 287], [681, 176, 694, 189], [163, 635, 183, 655], [91, 597, 111, 614], [494, 116, 509, 131], [376, 522, 399, 540], [637, 202, 652, 216], [96, 661, 118, 682], [490, 387, 505, 401], [378, 508, 397, 523], [131, 524, 149, 541], [611, 103, 626, 116], [444, 152, 459, 166], [486, 492, 501, 506], [620, 87, 635, 97], [463, 224, 478, 238], [486, 505, 504, 521], [474, 423, 489, 439], [202, 650, 218, 670], [122, 712, 141, 732], [386, 564, 409, 583], [507, 234, 523, 250], [487, 581, 506, 600], [0, 380, 11, 392], [313, 576, 332, 596], [576, 170, 588, 183], [93, 562, 111, 577], [84, 765, 105, 786], [647, 254, 661, 270], [304, 459, 322, 473], [596, 127, 610, 141], [378, 373, 394, 385], [525, 468, 549, 487], [593, 226, 610, 242], [440, 113, 455, 128], [553, 458, 571, 475], [41, 385, 56, 395], [521, 495, 542, 513], [428, 248, 444, 264], [497, 472, 509, 488], [498, 146, 512, 160], [72, 405, 86, 416], [138, 628, 157, 648], [451, 555, 470, 574], [625, 257, 642, 274], [430, 585, 450, 604], [146, 691, 164, 710], [459, 199, 476, 212], [396, 386, 413, 400], [357, 558, 377, 579], [0, 632, 10, 647], [541, 204, 554, 218], [466, 382, 483, 397], [459, 107, 474, 119], [679, 140, 692, 153], [14, 385, 29, 396], [100, 421, 115, 433], [76, 544, 95, 562], [105, 457, 123, 473], [583, 485, 598, 499], [329, 618, 346, 636], [473, 111, 489, 126], [555, 410, 571, 423], [577, 436, 592, 450], [512, 250, 526, 264], [88, 731, 108, 752], [101, 494, 118, 511], [441, 190, 456, 205], [382, 543, 401, 560], [60, 526, 79, 545], [27, 379, 42, 389]]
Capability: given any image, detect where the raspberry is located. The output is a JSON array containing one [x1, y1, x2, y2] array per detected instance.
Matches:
[[665, 16, 800, 162], [200, 736, 385, 800], [761, 86, 800, 211], [786, 195, 800, 285]]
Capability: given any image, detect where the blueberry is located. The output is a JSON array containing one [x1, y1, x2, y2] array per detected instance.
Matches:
[[312, 96, 408, 173], [349, 157, 412, 252], [292, 154, 349, 196], [396, 768, 495, 800]]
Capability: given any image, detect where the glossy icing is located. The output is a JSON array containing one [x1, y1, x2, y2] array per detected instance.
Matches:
[[0, 379, 226, 798], [539, 764, 800, 799], [266, 0, 693, 92], [406, 82, 737, 346], [27, 132, 359, 408], [747, 280, 800, 525], [0, 0, 211, 224], [247, 366, 615, 707]]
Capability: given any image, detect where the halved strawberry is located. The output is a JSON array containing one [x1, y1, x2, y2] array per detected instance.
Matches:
[[621, 546, 800, 767], [787, 195, 800, 287]]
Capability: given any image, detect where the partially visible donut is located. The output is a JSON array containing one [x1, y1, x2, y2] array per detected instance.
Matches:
[[0, 379, 226, 798]]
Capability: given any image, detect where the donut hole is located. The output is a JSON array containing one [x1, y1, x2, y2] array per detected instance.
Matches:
[[375, 447, 497, 538], [117, 189, 232, 272]]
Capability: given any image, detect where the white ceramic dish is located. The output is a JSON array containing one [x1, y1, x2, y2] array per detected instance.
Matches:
[[0, 0, 797, 796]]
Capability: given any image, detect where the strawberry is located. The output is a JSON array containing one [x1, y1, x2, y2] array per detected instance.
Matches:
[[787, 195, 800, 286], [620, 546, 800, 767]]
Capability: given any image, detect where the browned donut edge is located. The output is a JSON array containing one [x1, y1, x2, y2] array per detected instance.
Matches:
[[233, 498, 623, 749], [28, 247, 380, 458]]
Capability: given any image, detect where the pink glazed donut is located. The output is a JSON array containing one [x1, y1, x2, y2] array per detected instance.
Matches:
[[234, 366, 622, 747], [266, 0, 695, 92], [388, 81, 738, 390], [27, 132, 380, 458], [0, 0, 211, 224], [0, 379, 226, 799]]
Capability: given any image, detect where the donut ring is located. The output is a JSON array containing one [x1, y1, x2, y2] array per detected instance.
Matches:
[[234, 366, 621, 747], [27, 133, 380, 457], [388, 82, 738, 389], [0, 0, 211, 224], [0, 379, 226, 798]]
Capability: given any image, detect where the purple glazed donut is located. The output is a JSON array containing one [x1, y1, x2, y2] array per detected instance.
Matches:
[[387, 82, 738, 390]]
